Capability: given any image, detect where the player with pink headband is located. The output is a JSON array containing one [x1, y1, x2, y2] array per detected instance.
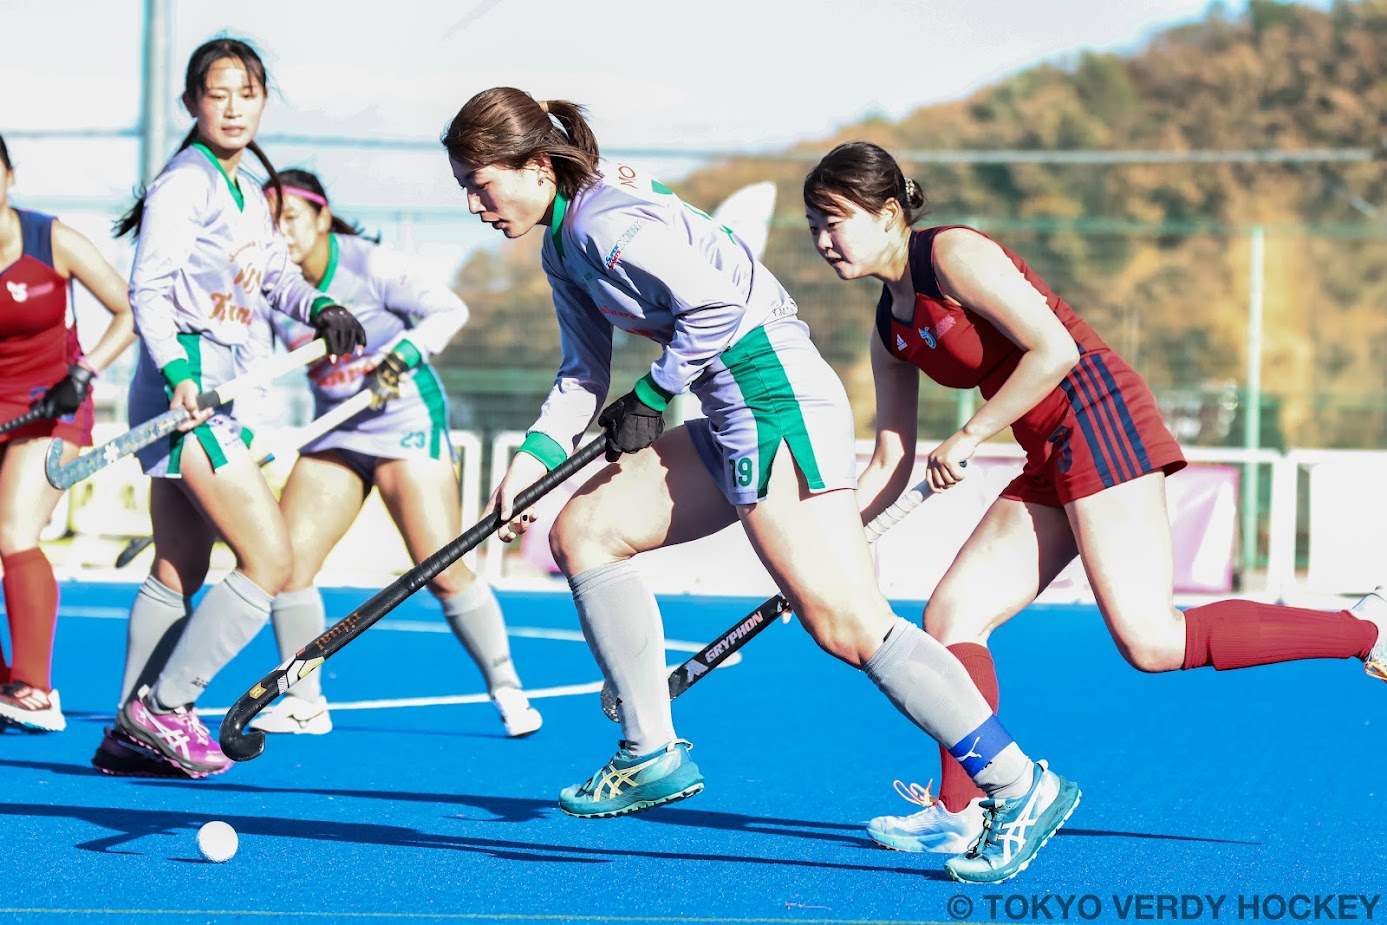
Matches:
[[248, 167, 542, 737]]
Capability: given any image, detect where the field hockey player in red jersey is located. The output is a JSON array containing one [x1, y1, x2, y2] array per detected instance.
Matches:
[[0, 132, 136, 732], [803, 141, 1387, 861]]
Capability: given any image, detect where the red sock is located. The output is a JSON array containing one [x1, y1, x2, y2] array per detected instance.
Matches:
[[938, 642, 998, 813], [1183, 599, 1378, 671], [2, 548, 59, 690]]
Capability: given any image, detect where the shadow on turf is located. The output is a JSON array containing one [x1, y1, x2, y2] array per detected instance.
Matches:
[[0, 757, 1260, 851], [0, 801, 959, 879]]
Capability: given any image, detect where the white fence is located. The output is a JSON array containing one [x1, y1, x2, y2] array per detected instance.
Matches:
[[45, 426, 1384, 607]]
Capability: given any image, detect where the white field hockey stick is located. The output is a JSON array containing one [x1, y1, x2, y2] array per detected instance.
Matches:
[[600, 476, 938, 721], [45, 339, 329, 490], [112, 387, 376, 568]]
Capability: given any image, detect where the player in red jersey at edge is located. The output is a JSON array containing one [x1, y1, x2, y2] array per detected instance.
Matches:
[[802, 141, 1387, 857], [0, 131, 136, 732]]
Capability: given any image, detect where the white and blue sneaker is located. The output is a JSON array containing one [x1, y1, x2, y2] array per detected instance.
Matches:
[[944, 760, 1081, 884], [558, 739, 704, 818], [866, 779, 985, 853], [1350, 586, 1387, 682]]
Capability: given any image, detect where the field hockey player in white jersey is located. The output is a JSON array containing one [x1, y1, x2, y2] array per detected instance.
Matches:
[[92, 38, 366, 780], [246, 168, 541, 738], [441, 87, 1079, 883]]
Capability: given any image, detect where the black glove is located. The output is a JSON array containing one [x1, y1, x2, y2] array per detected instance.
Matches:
[[597, 389, 665, 463], [32, 363, 96, 418], [368, 351, 411, 410], [313, 304, 367, 359]]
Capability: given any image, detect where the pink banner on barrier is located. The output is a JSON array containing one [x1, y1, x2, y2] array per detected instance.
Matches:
[[515, 450, 1239, 597]]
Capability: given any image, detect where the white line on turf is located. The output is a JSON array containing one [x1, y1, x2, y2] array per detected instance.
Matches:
[[188, 629, 740, 717]]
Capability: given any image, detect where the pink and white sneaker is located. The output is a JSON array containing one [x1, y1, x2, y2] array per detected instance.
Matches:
[[116, 686, 230, 778], [90, 726, 193, 778]]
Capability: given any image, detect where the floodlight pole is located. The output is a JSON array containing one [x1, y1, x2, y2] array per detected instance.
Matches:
[[140, 0, 172, 184]]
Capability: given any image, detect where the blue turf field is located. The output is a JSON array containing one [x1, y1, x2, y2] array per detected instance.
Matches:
[[0, 582, 1384, 924]]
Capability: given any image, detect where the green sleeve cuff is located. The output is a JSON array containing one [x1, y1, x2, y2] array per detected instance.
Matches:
[[634, 373, 673, 412], [309, 296, 335, 321], [517, 432, 568, 472], [161, 358, 194, 389], [391, 339, 424, 370]]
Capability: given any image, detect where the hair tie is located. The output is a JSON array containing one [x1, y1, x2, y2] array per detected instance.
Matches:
[[904, 178, 919, 202]]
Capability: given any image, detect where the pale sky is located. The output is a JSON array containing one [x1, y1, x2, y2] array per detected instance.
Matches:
[[0, 0, 1329, 385], [3, 0, 1329, 210]]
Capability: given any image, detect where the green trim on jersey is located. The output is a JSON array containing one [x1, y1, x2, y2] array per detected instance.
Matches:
[[549, 191, 569, 260], [191, 144, 244, 212], [393, 338, 423, 370], [518, 432, 567, 471], [166, 333, 230, 475], [721, 326, 825, 498], [160, 358, 194, 389], [634, 373, 673, 412], [320, 235, 341, 292], [309, 296, 335, 321], [413, 363, 450, 460]]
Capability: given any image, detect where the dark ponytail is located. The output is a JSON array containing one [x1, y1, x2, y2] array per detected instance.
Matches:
[[441, 87, 600, 200], [115, 37, 274, 238], [803, 141, 930, 226]]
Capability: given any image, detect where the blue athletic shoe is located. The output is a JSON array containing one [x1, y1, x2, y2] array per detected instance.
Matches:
[[558, 739, 704, 818], [943, 760, 1081, 884]]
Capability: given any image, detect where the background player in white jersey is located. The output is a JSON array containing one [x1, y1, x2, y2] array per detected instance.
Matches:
[[441, 87, 1078, 883], [246, 168, 541, 737], [92, 38, 366, 780]]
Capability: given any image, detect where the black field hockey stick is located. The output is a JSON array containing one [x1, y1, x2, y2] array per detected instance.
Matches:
[[0, 407, 48, 437], [113, 388, 377, 569], [601, 475, 940, 721], [220, 435, 607, 761], [45, 339, 329, 491]]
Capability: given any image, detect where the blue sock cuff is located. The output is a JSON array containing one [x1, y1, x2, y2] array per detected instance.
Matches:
[[948, 714, 1015, 777]]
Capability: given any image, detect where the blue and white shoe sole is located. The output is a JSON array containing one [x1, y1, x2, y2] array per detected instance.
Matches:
[[946, 784, 1083, 884], [559, 781, 705, 819]]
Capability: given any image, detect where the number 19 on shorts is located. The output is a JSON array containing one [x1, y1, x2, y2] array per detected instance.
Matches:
[[730, 456, 754, 488]]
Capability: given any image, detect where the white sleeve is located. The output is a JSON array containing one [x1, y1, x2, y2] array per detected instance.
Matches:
[[528, 247, 613, 453], [371, 245, 470, 359], [128, 169, 207, 373], [596, 218, 745, 396]]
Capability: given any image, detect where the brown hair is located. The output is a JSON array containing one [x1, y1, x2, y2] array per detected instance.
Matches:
[[116, 37, 283, 238], [440, 87, 599, 200], [803, 142, 928, 224]]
